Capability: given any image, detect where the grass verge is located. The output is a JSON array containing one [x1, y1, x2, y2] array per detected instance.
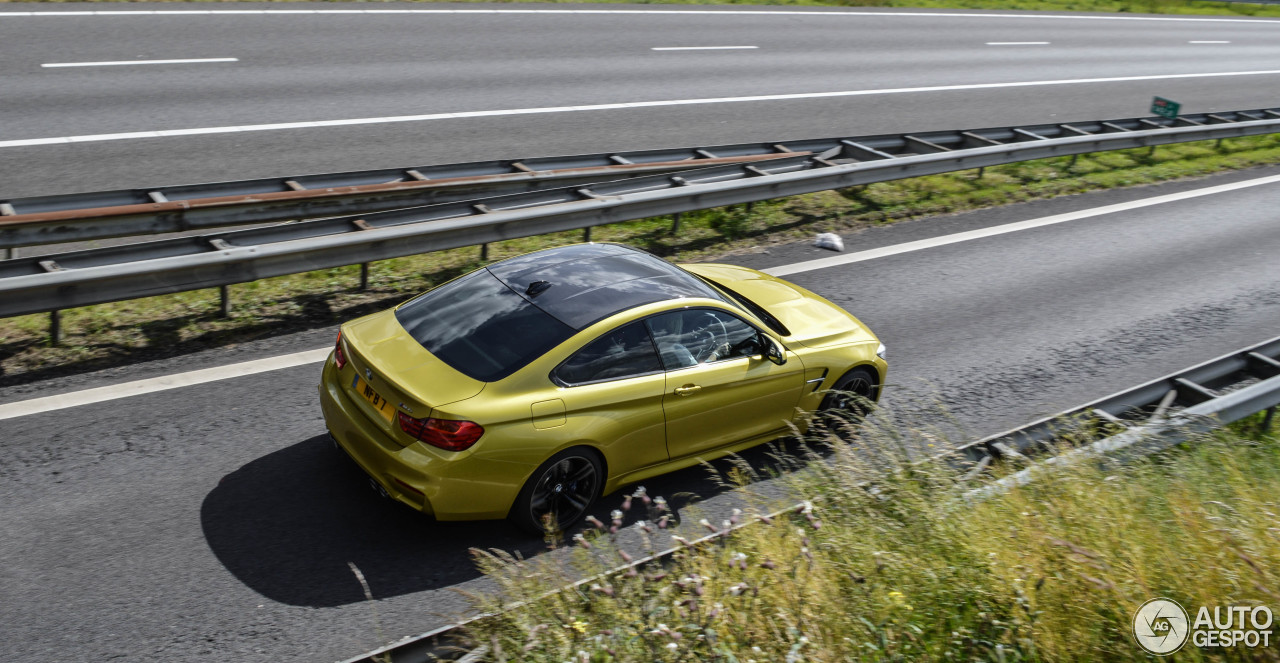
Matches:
[[464, 413, 1280, 661], [4, 135, 1280, 385]]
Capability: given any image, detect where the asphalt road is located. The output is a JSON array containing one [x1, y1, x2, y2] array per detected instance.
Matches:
[[4, 4, 1280, 661], [4, 3, 1280, 196], [2, 165, 1279, 663]]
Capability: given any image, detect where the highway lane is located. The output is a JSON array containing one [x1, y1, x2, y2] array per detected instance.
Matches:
[[4, 4, 1280, 195], [2, 167, 1279, 662]]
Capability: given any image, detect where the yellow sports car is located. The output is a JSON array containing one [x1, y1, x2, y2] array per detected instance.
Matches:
[[319, 243, 885, 532]]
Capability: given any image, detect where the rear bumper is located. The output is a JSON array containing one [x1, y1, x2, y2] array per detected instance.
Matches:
[[317, 355, 519, 521]]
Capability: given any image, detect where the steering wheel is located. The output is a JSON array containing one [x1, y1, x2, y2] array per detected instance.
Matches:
[[690, 312, 730, 363]]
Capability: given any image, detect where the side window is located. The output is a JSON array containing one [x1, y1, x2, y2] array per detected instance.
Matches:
[[554, 321, 663, 386], [646, 309, 762, 370]]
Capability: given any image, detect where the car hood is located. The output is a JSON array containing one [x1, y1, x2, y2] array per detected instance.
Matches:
[[342, 309, 486, 414], [681, 263, 878, 349]]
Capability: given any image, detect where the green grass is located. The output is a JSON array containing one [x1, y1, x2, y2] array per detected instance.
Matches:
[[4, 135, 1280, 384], [463, 415, 1280, 662], [9, 0, 1280, 20]]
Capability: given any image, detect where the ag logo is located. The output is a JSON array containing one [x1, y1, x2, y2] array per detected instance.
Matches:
[[1133, 598, 1190, 655]]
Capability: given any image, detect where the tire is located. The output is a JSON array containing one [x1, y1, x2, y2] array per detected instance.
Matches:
[[510, 447, 603, 534], [816, 367, 879, 434]]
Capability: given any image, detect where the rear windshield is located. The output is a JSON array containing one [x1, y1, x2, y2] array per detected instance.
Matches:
[[396, 270, 575, 382]]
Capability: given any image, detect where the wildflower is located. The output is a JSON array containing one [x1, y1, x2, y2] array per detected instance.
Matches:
[[636, 519, 652, 533], [730, 508, 742, 525], [728, 582, 751, 596], [653, 496, 668, 512], [570, 619, 589, 634], [611, 509, 624, 524], [666, 642, 679, 651], [700, 518, 719, 534], [572, 533, 591, 549], [798, 500, 814, 515], [731, 551, 748, 569], [672, 535, 692, 547], [617, 549, 633, 563], [634, 486, 651, 506], [585, 515, 605, 531]]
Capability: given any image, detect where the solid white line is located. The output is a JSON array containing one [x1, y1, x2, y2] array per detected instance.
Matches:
[[4, 68, 1280, 149], [986, 41, 1050, 45], [4, 172, 1280, 419], [1, 8, 1280, 24], [0, 348, 330, 422], [764, 172, 1280, 277], [41, 57, 238, 68], [1189, 40, 1231, 43], [651, 46, 759, 51]]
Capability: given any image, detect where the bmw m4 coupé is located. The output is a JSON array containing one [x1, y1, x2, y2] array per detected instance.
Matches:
[[319, 243, 885, 532]]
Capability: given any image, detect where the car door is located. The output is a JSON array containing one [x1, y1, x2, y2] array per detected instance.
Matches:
[[551, 320, 670, 475], [647, 308, 805, 460]]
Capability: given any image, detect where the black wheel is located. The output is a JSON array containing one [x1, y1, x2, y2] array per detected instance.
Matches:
[[816, 367, 879, 434], [511, 448, 603, 534]]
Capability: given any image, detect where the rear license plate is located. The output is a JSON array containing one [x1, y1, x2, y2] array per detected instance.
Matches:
[[351, 375, 395, 422]]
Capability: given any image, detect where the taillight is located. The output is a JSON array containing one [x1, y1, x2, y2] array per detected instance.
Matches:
[[397, 412, 484, 451], [334, 331, 347, 369]]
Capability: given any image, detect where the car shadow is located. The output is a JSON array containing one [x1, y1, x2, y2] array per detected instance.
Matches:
[[200, 433, 821, 608]]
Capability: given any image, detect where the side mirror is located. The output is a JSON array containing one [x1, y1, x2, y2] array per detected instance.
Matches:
[[761, 333, 787, 366]]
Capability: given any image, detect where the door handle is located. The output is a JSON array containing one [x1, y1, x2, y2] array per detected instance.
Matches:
[[674, 384, 702, 397]]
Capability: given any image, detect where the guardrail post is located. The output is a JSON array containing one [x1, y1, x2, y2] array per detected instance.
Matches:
[[746, 201, 754, 214], [360, 263, 370, 291], [583, 227, 592, 242], [480, 243, 489, 261], [1068, 154, 1079, 170], [3, 248, 11, 261], [670, 213, 682, 235], [219, 285, 230, 318], [1262, 406, 1276, 435], [49, 310, 61, 346]]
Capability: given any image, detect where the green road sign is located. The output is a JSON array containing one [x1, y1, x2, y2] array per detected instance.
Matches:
[[1151, 97, 1181, 119]]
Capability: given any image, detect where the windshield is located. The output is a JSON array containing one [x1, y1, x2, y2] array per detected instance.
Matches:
[[395, 269, 575, 382], [689, 274, 791, 337]]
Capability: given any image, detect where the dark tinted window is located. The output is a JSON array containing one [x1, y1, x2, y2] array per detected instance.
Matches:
[[646, 309, 762, 370], [554, 322, 662, 385], [396, 270, 574, 382]]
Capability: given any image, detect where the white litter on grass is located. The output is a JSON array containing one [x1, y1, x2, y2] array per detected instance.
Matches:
[[814, 233, 845, 251]]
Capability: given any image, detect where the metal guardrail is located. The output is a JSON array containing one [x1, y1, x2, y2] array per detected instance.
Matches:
[[956, 335, 1280, 465], [0, 152, 802, 249], [337, 335, 1280, 663], [4, 108, 1280, 320], [3, 107, 1278, 250]]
